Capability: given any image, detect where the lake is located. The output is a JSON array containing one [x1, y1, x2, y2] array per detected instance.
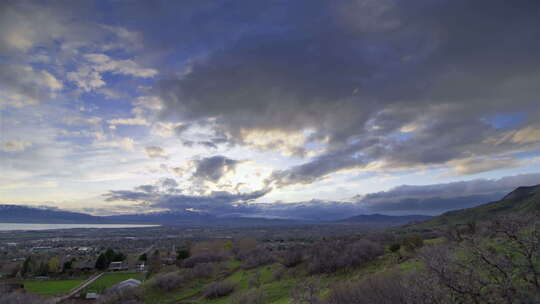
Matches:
[[0, 223, 159, 231]]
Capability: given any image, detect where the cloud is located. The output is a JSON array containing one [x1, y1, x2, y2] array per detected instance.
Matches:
[[191, 155, 241, 183], [84, 53, 157, 78], [104, 173, 540, 219], [352, 173, 540, 215], [108, 117, 149, 126], [67, 66, 106, 92], [0, 64, 62, 107], [63, 116, 102, 126], [1, 140, 32, 152], [151, 122, 184, 137], [487, 125, 540, 145], [448, 157, 523, 175], [104, 177, 270, 214], [0, 1, 143, 57], [95, 137, 135, 151], [68, 54, 157, 92], [145, 146, 168, 159], [153, 0, 540, 187]]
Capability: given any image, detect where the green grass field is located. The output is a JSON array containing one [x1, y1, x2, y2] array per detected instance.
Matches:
[[24, 279, 86, 297], [84, 272, 145, 293]]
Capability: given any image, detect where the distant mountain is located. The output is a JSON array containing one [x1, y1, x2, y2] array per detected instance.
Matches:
[[337, 213, 431, 225], [0, 204, 106, 224], [105, 210, 215, 224], [0, 205, 306, 226], [406, 184, 540, 229], [107, 211, 312, 226]]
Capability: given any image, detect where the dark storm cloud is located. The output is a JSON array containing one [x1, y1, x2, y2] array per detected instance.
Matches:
[[106, 173, 540, 219], [261, 173, 540, 218], [268, 139, 379, 186], [154, 0, 540, 186], [134, 184, 157, 193], [192, 155, 241, 183], [353, 173, 540, 214], [104, 185, 270, 215]]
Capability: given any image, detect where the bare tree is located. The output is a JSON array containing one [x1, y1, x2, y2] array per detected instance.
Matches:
[[291, 277, 323, 304]]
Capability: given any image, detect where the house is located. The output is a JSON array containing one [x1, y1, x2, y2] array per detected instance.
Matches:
[[109, 261, 127, 271], [111, 279, 141, 291]]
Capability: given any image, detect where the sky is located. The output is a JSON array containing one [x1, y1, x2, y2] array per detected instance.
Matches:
[[1, 0, 539, 220]]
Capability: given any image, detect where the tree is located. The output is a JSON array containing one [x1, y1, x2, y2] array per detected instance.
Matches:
[[148, 249, 162, 275], [21, 256, 33, 277], [176, 248, 190, 260], [95, 253, 109, 270], [48, 257, 60, 273], [113, 251, 126, 262], [36, 261, 49, 276], [104, 248, 116, 263], [402, 234, 424, 252], [62, 260, 72, 272], [291, 278, 322, 304], [139, 253, 147, 262], [389, 243, 401, 253]]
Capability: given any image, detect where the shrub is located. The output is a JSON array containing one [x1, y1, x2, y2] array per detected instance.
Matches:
[[291, 278, 323, 304], [272, 266, 286, 281], [203, 280, 237, 299], [182, 253, 225, 268], [97, 287, 143, 304], [150, 272, 185, 292], [307, 239, 383, 274], [241, 248, 275, 269], [325, 272, 408, 304], [389, 243, 401, 253], [176, 248, 190, 260], [402, 234, 424, 252], [230, 289, 266, 304], [281, 246, 304, 268], [186, 262, 216, 280], [0, 291, 43, 304]]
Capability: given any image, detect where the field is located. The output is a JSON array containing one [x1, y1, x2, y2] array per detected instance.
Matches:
[[83, 272, 145, 293], [24, 278, 85, 297]]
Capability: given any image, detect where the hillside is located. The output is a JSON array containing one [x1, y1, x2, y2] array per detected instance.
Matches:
[[406, 184, 540, 229]]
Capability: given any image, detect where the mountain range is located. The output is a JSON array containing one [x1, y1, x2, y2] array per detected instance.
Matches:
[[0, 204, 430, 226], [2, 184, 538, 227]]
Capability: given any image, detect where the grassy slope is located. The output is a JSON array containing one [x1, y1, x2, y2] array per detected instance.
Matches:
[[24, 279, 85, 297], [83, 272, 145, 294], [406, 185, 540, 230], [142, 247, 424, 304]]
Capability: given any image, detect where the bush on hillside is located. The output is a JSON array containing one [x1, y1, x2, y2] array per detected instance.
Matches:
[[182, 253, 225, 268], [0, 291, 43, 304], [240, 248, 275, 269], [402, 234, 424, 252], [186, 262, 216, 279], [150, 272, 185, 292], [307, 239, 383, 274], [97, 286, 143, 304], [230, 288, 266, 304], [281, 246, 304, 268], [203, 280, 237, 299]]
